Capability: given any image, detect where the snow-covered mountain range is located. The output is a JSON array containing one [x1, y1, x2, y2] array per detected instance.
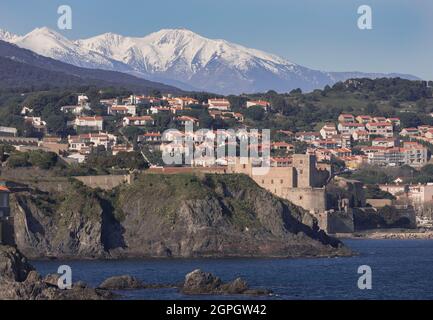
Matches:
[[0, 27, 419, 94]]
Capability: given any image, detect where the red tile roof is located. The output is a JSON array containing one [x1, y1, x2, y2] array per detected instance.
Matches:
[[0, 186, 10, 192]]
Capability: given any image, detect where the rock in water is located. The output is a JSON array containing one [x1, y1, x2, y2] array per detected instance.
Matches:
[[0, 245, 114, 300], [181, 269, 271, 296], [98, 275, 145, 290], [182, 269, 223, 294], [219, 278, 249, 294]]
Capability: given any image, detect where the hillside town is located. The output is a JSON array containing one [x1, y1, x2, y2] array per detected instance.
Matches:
[[1, 89, 433, 235], [1, 93, 430, 167]]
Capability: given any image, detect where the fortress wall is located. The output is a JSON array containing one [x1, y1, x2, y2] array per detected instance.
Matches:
[[325, 211, 354, 234], [250, 167, 295, 191], [226, 154, 330, 214], [75, 175, 129, 190], [282, 188, 327, 213], [147, 167, 227, 174]]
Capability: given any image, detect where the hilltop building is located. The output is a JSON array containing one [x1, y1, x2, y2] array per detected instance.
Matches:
[[227, 154, 329, 214]]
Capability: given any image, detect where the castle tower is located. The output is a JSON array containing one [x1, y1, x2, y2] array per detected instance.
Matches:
[[292, 154, 316, 188]]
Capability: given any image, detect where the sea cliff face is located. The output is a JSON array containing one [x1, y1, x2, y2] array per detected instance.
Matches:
[[9, 174, 350, 259], [11, 186, 106, 259]]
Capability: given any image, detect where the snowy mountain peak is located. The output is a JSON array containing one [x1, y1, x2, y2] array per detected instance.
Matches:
[[0, 26, 419, 94], [19, 27, 72, 48], [0, 29, 20, 42], [146, 28, 206, 43]]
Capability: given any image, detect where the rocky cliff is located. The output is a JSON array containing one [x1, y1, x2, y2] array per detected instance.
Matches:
[[9, 173, 350, 259], [11, 184, 106, 259]]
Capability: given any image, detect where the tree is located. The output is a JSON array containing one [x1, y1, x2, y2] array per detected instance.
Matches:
[[46, 114, 68, 136], [416, 99, 428, 113], [151, 90, 162, 98], [199, 112, 213, 129], [7, 152, 30, 168], [365, 103, 379, 115], [270, 95, 287, 114], [123, 126, 144, 141], [364, 185, 395, 200], [294, 141, 308, 154], [0, 144, 14, 162], [27, 150, 58, 169], [227, 95, 247, 111], [115, 151, 148, 170], [154, 113, 171, 129], [244, 106, 265, 121], [290, 88, 302, 95], [398, 112, 422, 128]]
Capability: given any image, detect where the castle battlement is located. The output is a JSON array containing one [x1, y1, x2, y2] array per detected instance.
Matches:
[[227, 154, 330, 213]]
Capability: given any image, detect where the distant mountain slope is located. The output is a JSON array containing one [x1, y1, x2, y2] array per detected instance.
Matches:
[[0, 27, 420, 94], [0, 40, 183, 93], [0, 55, 93, 90]]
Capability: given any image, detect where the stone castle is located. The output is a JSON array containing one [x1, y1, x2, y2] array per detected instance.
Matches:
[[227, 154, 330, 214], [226, 155, 358, 233]]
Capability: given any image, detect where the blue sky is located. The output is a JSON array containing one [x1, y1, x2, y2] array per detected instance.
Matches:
[[0, 0, 432, 80]]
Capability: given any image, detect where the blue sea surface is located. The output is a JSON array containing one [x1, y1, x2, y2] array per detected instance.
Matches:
[[32, 239, 433, 300]]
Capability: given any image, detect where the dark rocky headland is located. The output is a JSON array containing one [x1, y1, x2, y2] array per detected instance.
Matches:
[[6, 172, 350, 259]]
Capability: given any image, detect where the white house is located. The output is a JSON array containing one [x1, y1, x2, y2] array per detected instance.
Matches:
[[149, 106, 171, 114], [366, 122, 393, 138], [0, 126, 18, 137], [74, 116, 104, 131], [177, 116, 199, 126], [109, 104, 137, 116], [138, 132, 162, 143], [78, 95, 89, 106], [400, 128, 419, 137], [337, 122, 365, 135], [246, 100, 270, 111], [68, 132, 117, 151], [67, 153, 87, 164], [123, 116, 155, 127], [208, 99, 231, 111], [320, 123, 338, 139], [61, 104, 90, 115]]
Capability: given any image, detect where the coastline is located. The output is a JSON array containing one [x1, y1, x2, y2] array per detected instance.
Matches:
[[26, 249, 354, 262], [333, 229, 433, 240]]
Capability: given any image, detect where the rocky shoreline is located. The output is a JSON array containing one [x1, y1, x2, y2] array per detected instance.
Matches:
[[0, 245, 272, 300], [335, 229, 433, 240], [0, 245, 114, 300]]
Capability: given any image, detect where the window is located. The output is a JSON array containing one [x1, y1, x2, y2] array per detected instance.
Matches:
[[271, 180, 274, 184], [300, 170, 303, 174], [280, 179, 284, 184], [299, 196, 303, 200], [242, 164, 246, 169]]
